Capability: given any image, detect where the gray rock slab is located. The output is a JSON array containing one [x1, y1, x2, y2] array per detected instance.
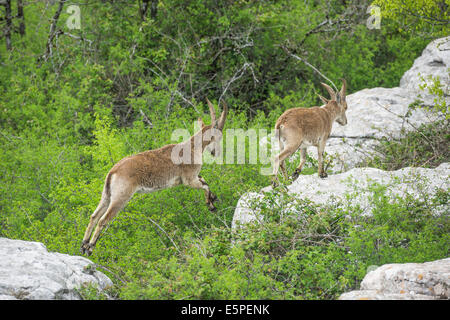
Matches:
[[0, 238, 113, 300], [339, 258, 450, 300], [400, 36, 450, 95], [232, 163, 449, 228]]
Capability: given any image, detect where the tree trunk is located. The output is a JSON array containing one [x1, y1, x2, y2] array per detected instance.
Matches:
[[141, 0, 157, 21], [150, 0, 157, 19], [4, 0, 12, 50], [17, 0, 25, 36]]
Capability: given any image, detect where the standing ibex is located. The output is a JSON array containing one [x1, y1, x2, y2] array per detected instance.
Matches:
[[80, 99, 227, 256], [272, 79, 348, 184]]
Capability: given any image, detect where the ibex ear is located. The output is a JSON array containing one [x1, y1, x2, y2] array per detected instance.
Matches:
[[317, 94, 330, 105], [217, 100, 228, 131], [206, 98, 217, 127], [197, 117, 205, 128], [320, 82, 336, 100], [339, 78, 347, 101]]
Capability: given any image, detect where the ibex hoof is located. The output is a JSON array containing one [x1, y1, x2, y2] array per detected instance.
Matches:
[[291, 169, 301, 181], [80, 241, 88, 254], [271, 180, 279, 188], [319, 172, 328, 179], [210, 193, 218, 202], [80, 242, 95, 256], [208, 205, 217, 212]]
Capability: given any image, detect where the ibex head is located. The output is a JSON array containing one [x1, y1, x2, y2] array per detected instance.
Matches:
[[320, 79, 348, 126], [199, 98, 228, 157]]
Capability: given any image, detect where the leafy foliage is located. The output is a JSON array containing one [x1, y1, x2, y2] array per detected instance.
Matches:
[[0, 0, 448, 300], [374, 0, 450, 36], [361, 119, 450, 170]]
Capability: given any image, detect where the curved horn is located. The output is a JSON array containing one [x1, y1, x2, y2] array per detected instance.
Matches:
[[317, 94, 329, 105], [206, 98, 216, 126], [339, 78, 347, 100], [217, 100, 228, 130], [320, 82, 336, 100]]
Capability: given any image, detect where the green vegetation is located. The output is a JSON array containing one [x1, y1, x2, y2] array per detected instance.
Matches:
[[117, 187, 449, 300], [374, 0, 449, 37], [361, 119, 449, 171], [0, 0, 448, 299]]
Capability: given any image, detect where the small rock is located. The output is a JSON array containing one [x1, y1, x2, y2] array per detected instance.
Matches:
[[339, 258, 450, 300], [0, 238, 113, 300]]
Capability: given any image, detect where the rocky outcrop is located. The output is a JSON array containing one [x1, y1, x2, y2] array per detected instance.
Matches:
[[0, 238, 112, 300], [400, 37, 450, 95], [339, 258, 450, 300], [233, 163, 449, 228], [325, 87, 440, 172], [328, 36, 449, 172]]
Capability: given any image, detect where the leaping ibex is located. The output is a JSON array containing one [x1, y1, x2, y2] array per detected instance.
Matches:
[[272, 79, 348, 184], [81, 99, 228, 256]]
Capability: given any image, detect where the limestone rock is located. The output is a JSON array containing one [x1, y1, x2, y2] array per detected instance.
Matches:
[[233, 163, 449, 228], [0, 238, 113, 300], [325, 37, 449, 172], [339, 258, 450, 300], [400, 36, 450, 95]]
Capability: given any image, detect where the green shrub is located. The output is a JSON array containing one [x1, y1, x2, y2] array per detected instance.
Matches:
[[0, 0, 447, 301], [118, 181, 449, 300]]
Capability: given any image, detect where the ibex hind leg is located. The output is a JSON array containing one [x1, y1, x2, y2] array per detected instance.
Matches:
[[82, 176, 135, 256], [84, 198, 130, 256], [272, 139, 301, 187], [81, 195, 109, 254], [317, 142, 328, 178], [277, 139, 289, 180]]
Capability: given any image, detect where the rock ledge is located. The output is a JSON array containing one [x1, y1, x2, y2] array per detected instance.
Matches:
[[339, 258, 450, 300], [0, 237, 113, 300]]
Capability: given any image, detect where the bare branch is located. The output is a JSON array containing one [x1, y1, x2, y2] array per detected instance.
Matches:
[[42, 0, 66, 62], [281, 44, 338, 92], [218, 62, 257, 106], [139, 108, 153, 128]]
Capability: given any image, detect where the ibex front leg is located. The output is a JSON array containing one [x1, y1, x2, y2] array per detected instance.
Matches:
[[317, 141, 328, 178], [184, 176, 217, 211], [292, 147, 307, 181]]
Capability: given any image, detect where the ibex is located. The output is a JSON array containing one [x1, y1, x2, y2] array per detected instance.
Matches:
[[272, 79, 348, 184], [80, 99, 227, 256]]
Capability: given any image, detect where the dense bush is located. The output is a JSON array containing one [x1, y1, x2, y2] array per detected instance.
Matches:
[[0, 0, 448, 300], [118, 184, 449, 300], [361, 119, 450, 170]]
